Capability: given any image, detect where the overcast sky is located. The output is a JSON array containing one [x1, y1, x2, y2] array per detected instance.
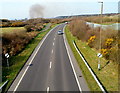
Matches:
[[0, 0, 119, 19]]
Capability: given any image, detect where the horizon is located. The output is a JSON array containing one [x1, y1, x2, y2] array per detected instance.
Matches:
[[0, 12, 119, 20], [0, 1, 119, 20]]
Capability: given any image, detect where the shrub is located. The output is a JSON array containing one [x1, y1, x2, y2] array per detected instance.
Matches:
[[69, 19, 89, 41], [109, 47, 118, 63], [11, 22, 26, 27], [81, 15, 118, 24], [24, 25, 34, 32], [0, 22, 11, 27], [0, 19, 10, 22], [101, 48, 109, 59], [87, 35, 96, 48], [69, 18, 118, 63], [2, 31, 38, 66], [105, 38, 114, 48]]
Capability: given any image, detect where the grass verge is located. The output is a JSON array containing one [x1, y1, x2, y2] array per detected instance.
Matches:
[[0, 81, 6, 87], [1, 27, 26, 34], [100, 23, 115, 25], [2, 24, 58, 92], [65, 25, 118, 91]]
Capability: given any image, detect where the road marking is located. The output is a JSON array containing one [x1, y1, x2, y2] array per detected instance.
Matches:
[[13, 25, 59, 92], [51, 49, 53, 54], [73, 41, 106, 93], [54, 38, 55, 41], [63, 25, 82, 92], [0, 80, 8, 90], [50, 62, 52, 69], [47, 87, 50, 93], [53, 42, 54, 46]]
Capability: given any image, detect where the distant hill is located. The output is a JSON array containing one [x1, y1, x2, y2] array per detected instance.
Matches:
[[55, 13, 119, 19]]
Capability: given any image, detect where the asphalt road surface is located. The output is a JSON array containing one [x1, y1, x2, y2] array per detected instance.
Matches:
[[8, 24, 89, 92]]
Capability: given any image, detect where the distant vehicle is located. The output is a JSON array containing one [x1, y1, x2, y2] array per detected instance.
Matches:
[[65, 22, 69, 24], [57, 30, 63, 35]]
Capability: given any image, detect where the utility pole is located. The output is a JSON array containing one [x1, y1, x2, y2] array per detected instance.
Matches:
[[98, 1, 103, 70]]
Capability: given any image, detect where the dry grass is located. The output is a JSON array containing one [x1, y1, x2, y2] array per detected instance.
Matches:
[[69, 19, 90, 41], [1, 27, 26, 34], [81, 15, 118, 24], [65, 25, 118, 91], [69, 19, 118, 64], [2, 27, 39, 67]]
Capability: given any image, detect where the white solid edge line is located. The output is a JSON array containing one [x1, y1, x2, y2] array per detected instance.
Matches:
[[0, 80, 8, 90], [47, 87, 50, 93], [73, 42, 106, 93], [63, 25, 82, 92], [13, 25, 58, 92]]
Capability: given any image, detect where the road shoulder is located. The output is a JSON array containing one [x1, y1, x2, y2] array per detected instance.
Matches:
[[63, 25, 90, 91]]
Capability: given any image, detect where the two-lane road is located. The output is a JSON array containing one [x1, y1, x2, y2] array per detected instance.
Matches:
[[8, 24, 89, 92]]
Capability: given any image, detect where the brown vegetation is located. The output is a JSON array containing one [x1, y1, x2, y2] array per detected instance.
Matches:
[[2, 31, 38, 66], [69, 19, 119, 64], [11, 22, 26, 27], [80, 15, 118, 23], [50, 18, 72, 24], [1, 18, 52, 67]]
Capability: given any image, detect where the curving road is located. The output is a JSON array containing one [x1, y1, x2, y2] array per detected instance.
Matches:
[[8, 24, 89, 92]]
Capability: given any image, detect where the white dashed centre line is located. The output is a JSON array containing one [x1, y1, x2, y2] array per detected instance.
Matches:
[[50, 62, 52, 69], [47, 87, 50, 93], [51, 49, 53, 54], [53, 42, 54, 46]]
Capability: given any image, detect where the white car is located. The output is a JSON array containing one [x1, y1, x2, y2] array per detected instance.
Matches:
[[57, 30, 63, 35]]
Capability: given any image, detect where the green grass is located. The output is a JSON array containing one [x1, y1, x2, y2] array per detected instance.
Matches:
[[65, 25, 118, 91], [90, 22, 115, 25], [100, 23, 115, 25], [0, 27, 26, 34], [2, 24, 57, 92], [0, 81, 5, 86], [0, 80, 8, 88]]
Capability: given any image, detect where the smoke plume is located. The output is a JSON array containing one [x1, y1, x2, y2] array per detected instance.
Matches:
[[29, 4, 44, 18]]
